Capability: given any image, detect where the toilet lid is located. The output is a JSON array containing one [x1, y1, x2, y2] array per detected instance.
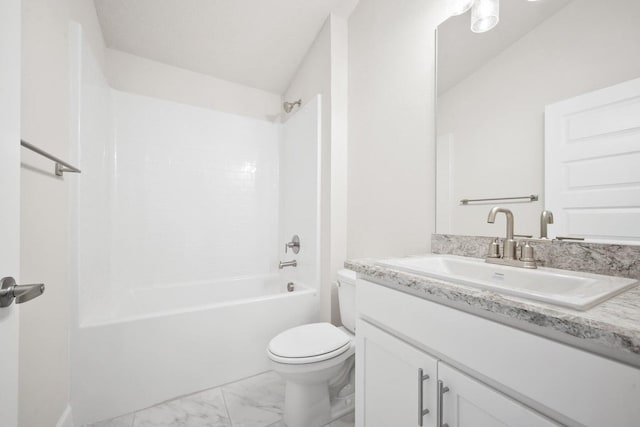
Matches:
[[268, 323, 351, 359]]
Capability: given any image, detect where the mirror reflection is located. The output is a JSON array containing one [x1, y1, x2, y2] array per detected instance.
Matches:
[[436, 0, 640, 242]]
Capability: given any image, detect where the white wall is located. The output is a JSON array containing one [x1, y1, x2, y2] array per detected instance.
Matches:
[[106, 49, 282, 122], [20, 1, 106, 427], [347, 0, 449, 258], [437, 0, 640, 237]]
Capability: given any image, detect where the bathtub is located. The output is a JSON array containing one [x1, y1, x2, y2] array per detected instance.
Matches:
[[71, 274, 318, 426]]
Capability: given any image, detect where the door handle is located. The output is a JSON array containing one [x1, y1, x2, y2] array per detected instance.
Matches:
[[0, 277, 45, 307]]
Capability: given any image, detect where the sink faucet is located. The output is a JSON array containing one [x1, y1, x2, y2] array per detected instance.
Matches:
[[487, 207, 516, 259], [486, 206, 536, 269], [279, 260, 297, 269], [540, 210, 554, 239]]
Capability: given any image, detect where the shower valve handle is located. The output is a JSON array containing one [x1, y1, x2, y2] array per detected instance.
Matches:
[[284, 235, 300, 254]]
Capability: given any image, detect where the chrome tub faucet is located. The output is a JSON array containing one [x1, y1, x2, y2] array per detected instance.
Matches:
[[279, 260, 297, 269]]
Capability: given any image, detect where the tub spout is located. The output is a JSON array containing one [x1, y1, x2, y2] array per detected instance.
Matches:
[[279, 260, 297, 269]]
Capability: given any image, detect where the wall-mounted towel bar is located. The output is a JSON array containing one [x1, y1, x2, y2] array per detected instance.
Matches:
[[20, 139, 81, 176], [460, 194, 538, 205]]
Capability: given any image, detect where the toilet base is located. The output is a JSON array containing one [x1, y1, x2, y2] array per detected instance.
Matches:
[[284, 380, 332, 427], [272, 350, 355, 427]]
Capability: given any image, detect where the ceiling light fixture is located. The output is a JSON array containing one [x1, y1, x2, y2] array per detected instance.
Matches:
[[471, 0, 500, 33]]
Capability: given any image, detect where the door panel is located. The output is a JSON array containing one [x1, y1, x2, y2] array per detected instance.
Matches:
[[545, 77, 640, 242]]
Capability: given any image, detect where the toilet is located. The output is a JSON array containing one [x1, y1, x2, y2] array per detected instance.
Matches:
[[267, 269, 357, 427]]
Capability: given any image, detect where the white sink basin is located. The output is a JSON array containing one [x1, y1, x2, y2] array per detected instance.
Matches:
[[377, 255, 638, 311]]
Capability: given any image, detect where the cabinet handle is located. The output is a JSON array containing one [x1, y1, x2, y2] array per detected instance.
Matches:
[[417, 368, 430, 426], [437, 380, 450, 427]]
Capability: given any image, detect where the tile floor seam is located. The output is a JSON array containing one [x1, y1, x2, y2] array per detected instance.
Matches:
[[219, 386, 234, 427]]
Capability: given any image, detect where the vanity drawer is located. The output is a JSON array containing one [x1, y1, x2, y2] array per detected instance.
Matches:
[[356, 279, 640, 426]]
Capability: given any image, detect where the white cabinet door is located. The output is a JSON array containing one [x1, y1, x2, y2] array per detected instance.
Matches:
[[438, 363, 560, 427], [356, 320, 438, 427]]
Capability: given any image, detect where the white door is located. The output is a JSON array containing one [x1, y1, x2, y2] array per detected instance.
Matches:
[[545, 77, 640, 243], [0, 0, 21, 426], [356, 320, 438, 427], [438, 363, 559, 427]]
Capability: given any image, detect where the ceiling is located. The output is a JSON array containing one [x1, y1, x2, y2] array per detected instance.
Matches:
[[437, 0, 574, 95], [94, 0, 356, 94]]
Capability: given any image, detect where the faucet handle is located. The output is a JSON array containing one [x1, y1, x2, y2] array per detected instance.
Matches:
[[284, 235, 300, 254], [487, 238, 500, 258], [520, 241, 535, 262]]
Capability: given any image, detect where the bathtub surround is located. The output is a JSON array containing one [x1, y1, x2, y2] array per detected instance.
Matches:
[[87, 371, 354, 427], [71, 27, 324, 425]]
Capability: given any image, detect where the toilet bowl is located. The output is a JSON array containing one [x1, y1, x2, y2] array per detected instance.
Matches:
[[267, 269, 356, 427]]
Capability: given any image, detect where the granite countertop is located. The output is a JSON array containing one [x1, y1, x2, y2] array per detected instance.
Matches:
[[345, 255, 640, 368]]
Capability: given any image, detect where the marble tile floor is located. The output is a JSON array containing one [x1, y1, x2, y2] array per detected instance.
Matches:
[[87, 371, 355, 427]]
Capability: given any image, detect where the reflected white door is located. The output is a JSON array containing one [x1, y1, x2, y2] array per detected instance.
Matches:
[[0, 0, 21, 425], [545, 77, 640, 243]]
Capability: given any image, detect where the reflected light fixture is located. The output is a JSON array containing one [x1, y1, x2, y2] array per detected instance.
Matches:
[[450, 0, 475, 16], [471, 0, 500, 33]]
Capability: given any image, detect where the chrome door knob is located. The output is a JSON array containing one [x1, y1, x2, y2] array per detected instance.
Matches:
[[0, 277, 45, 308]]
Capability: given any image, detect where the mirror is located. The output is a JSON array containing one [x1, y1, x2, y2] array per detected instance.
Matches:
[[435, 0, 640, 240]]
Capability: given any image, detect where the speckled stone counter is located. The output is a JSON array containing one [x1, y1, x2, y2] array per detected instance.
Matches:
[[346, 236, 640, 368], [432, 234, 640, 279]]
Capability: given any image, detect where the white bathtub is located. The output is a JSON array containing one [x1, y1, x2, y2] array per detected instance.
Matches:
[[71, 274, 318, 426]]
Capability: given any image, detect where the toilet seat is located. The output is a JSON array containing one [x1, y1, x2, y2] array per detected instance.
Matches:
[[268, 323, 352, 365]]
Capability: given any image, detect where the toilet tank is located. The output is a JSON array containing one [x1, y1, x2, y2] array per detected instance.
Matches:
[[336, 269, 357, 333]]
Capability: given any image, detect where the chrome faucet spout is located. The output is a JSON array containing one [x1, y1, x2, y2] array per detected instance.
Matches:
[[279, 260, 297, 269], [540, 210, 554, 239], [487, 207, 514, 241]]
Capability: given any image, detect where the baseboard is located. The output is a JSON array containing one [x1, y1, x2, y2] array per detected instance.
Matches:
[[55, 405, 74, 427]]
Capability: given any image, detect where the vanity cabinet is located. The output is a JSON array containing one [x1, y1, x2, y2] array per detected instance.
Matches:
[[357, 320, 558, 427], [355, 279, 640, 427]]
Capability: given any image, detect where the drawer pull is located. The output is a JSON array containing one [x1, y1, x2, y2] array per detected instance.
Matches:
[[418, 368, 430, 426], [437, 380, 450, 427]]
